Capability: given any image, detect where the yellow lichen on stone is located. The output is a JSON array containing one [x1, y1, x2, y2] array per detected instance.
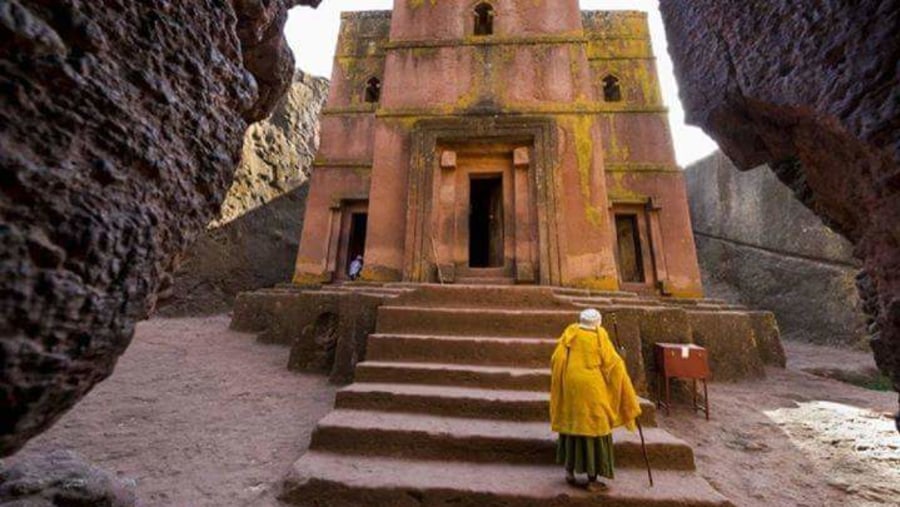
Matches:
[[570, 116, 604, 228], [569, 276, 620, 291], [292, 271, 329, 286]]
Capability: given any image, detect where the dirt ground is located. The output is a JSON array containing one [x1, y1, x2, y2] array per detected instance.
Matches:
[[6, 315, 336, 507], [5, 317, 898, 506], [660, 341, 899, 507]]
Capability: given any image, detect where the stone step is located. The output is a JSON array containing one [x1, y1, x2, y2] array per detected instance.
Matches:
[[376, 306, 578, 337], [560, 296, 614, 306], [391, 284, 565, 308], [280, 452, 734, 507], [311, 410, 691, 469], [366, 333, 556, 367], [330, 285, 414, 295], [355, 360, 551, 391], [334, 383, 657, 427], [454, 277, 516, 285]]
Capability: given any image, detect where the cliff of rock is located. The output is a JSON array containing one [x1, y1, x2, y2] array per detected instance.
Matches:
[[0, 0, 319, 456], [685, 152, 868, 346], [159, 71, 329, 316], [660, 0, 899, 416]]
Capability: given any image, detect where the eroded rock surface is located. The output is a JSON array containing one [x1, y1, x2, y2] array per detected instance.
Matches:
[[158, 71, 328, 316], [685, 152, 868, 347], [0, 450, 136, 507], [660, 0, 900, 412], [0, 0, 319, 456]]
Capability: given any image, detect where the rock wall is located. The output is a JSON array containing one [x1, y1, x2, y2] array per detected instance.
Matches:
[[685, 152, 868, 346], [0, 0, 320, 457], [660, 0, 900, 419], [159, 71, 328, 316]]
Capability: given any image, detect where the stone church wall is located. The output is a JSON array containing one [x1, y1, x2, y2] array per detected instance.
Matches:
[[685, 152, 868, 347], [159, 71, 329, 316]]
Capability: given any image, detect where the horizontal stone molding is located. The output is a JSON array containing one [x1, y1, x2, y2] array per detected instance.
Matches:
[[605, 163, 681, 173], [375, 106, 669, 118], [322, 105, 378, 116], [312, 160, 374, 169], [384, 34, 589, 50]]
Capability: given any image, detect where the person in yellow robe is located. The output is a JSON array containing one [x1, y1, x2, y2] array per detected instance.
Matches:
[[550, 308, 642, 491]]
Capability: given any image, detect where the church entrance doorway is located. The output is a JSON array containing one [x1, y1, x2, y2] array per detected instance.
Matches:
[[468, 175, 504, 268], [345, 212, 368, 275]]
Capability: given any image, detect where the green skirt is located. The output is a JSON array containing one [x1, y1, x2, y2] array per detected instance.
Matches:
[[556, 434, 615, 479]]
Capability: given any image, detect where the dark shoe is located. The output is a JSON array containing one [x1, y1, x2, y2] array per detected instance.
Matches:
[[586, 481, 609, 493]]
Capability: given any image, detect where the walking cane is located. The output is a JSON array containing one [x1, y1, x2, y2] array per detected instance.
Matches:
[[611, 318, 654, 487]]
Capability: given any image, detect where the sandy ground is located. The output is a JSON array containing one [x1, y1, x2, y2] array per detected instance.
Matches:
[[5, 317, 899, 506], [7, 315, 336, 507]]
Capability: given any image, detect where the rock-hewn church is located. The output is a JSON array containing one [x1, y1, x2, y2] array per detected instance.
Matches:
[[293, 0, 703, 298]]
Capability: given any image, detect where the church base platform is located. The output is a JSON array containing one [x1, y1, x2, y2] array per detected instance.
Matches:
[[230, 282, 784, 389]]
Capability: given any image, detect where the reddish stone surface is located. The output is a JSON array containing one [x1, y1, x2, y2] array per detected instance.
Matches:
[[659, 0, 899, 417], [293, 2, 704, 298], [0, 0, 318, 456]]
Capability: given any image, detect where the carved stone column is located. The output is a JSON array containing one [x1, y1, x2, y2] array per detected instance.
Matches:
[[436, 150, 457, 282], [646, 198, 671, 295], [513, 147, 536, 283], [324, 204, 342, 282]]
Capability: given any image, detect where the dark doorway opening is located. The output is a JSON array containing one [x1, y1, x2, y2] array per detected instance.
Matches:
[[469, 176, 504, 268], [615, 214, 645, 283], [345, 212, 368, 274]]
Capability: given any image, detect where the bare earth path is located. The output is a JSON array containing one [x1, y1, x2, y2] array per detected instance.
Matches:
[[5, 316, 898, 506], [7, 315, 336, 507], [660, 342, 899, 507]]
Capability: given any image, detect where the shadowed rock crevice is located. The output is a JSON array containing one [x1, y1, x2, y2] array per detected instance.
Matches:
[[660, 0, 900, 412], [0, 0, 318, 457], [159, 71, 328, 316]]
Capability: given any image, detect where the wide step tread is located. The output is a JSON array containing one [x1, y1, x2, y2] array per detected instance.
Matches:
[[311, 410, 692, 469], [334, 383, 657, 426], [376, 306, 578, 337], [366, 334, 557, 367], [280, 452, 733, 507], [355, 360, 550, 391]]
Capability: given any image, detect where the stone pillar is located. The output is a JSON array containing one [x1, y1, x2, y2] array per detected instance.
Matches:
[[437, 150, 457, 282], [324, 204, 342, 282], [646, 199, 671, 295], [513, 147, 536, 283]]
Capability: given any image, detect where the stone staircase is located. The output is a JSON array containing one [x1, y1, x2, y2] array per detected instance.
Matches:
[[278, 285, 733, 506]]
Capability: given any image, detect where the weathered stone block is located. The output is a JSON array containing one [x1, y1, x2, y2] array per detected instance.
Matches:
[[688, 311, 765, 381], [747, 311, 786, 368]]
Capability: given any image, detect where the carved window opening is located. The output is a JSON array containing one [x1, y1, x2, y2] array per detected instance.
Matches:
[[364, 77, 381, 103], [473, 3, 494, 36], [603, 75, 622, 102]]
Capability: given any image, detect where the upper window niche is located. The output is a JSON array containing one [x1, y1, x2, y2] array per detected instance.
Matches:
[[364, 77, 381, 104], [473, 3, 494, 36], [603, 75, 622, 102]]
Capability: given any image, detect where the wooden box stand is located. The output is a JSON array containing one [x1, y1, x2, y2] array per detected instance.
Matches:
[[654, 343, 710, 420]]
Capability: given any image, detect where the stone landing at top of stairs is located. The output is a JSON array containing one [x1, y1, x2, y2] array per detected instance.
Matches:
[[276, 284, 736, 506]]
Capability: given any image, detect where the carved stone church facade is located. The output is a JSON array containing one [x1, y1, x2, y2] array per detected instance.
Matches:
[[293, 1, 703, 298]]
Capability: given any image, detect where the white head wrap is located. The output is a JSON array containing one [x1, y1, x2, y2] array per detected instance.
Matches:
[[579, 308, 602, 329]]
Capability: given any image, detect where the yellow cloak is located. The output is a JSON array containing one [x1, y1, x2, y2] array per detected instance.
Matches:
[[549, 323, 642, 437]]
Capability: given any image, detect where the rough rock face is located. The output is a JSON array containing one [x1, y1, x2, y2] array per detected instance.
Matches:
[[159, 71, 328, 316], [0, 0, 320, 457], [0, 450, 136, 506], [660, 0, 900, 413], [685, 152, 868, 347]]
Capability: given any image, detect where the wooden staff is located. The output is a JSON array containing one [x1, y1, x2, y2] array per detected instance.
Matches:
[[612, 318, 654, 487]]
